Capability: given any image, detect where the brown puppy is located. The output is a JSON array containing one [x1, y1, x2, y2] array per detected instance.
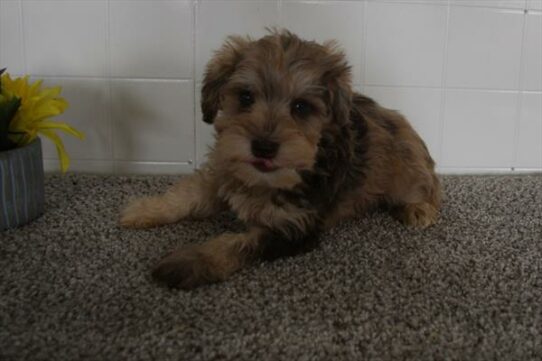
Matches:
[[120, 30, 441, 289]]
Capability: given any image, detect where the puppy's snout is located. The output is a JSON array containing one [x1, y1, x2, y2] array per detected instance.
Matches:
[[251, 139, 279, 159]]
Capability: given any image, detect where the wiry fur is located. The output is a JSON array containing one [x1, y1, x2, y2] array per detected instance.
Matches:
[[120, 30, 441, 289]]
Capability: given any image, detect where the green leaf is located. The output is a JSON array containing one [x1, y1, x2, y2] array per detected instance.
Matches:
[[0, 68, 5, 94], [0, 96, 21, 151]]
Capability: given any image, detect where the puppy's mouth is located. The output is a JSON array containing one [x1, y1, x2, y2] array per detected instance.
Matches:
[[249, 158, 278, 173]]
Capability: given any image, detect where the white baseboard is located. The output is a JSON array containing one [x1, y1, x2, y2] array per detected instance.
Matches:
[[437, 167, 542, 175], [44, 159, 194, 175], [44, 159, 541, 176]]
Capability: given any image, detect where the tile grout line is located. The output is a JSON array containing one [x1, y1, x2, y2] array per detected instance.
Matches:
[[437, 0, 452, 167], [0, 1, 2, 66], [45, 158, 193, 165], [19, 74, 195, 82], [0, 1, 6, 69], [278, 0, 283, 28], [360, 0, 368, 88], [1, 1, 5, 68], [361, 84, 532, 92], [10, 75, 534, 93], [511, 8, 529, 170], [192, 0, 198, 169], [361, 0, 369, 89], [106, 0, 116, 174], [369, 0, 528, 11], [19, 0, 28, 74]]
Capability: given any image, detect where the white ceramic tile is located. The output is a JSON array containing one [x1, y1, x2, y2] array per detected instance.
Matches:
[[0, 0, 25, 74], [515, 92, 542, 168], [442, 90, 518, 168], [362, 86, 442, 163], [23, 0, 107, 77], [450, 0, 526, 9], [446, 7, 524, 90], [109, 0, 193, 79], [111, 80, 194, 163], [196, 0, 279, 81], [40, 78, 111, 162], [195, 83, 216, 168], [527, 0, 542, 10], [365, 2, 447, 87], [281, 1, 364, 84], [523, 12, 542, 91]]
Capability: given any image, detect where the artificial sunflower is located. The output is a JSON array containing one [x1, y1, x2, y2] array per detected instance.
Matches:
[[0, 69, 84, 172]]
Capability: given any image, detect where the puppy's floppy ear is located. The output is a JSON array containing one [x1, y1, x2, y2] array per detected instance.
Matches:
[[322, 41, 353, 126], [328, 78, 352, 126], [201, 36, 250, 124]]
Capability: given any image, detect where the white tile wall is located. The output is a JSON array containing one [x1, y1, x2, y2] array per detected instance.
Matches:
[[515, 92, 542, 168], [365, 2, 448, 87], [196, 0, 279, 82], [111, 80, 194, 163], [109, 0, 193, 79], [442, 90, 518, 168], [527, 0, 542, 10], [23, 0, 108, 77], [281, 0, 364, 84], [522, 11, 542, 91], [0, 0, 540, 174], [0, 0, 25, 75], [446, 6, 524, 90]]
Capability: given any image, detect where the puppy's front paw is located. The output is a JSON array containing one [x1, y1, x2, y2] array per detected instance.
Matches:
[[120, 196, 171, 229], [152, 248, 219, 289]]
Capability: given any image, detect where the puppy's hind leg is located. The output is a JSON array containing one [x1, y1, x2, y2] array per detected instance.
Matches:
[[395, 201, 438, 229], [392, 172, 441, 229], [120, 168, 222, 229]]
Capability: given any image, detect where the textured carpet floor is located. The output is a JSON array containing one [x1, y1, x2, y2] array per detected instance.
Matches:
[[1, 174, 541, 361]]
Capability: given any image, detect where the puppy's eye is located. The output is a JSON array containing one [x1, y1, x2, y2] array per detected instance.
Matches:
[[238, 90, 254, 108], [291, 100, 313, 118]]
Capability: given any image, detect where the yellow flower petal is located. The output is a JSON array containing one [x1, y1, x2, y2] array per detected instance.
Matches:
[[28, 79, 43, 96], [36, 121, 85, 140], [39, 129, 70, 173], [22, 101, 66, 123], [2, 72, 82, 171]]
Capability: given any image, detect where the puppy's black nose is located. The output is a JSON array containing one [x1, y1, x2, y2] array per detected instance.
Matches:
[[251, 139, 279, 159]]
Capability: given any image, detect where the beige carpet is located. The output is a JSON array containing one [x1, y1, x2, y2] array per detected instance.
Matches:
[[1, 174, 541, 360]]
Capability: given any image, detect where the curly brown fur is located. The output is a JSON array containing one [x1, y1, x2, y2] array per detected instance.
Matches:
[[120, 30, 441, 289]]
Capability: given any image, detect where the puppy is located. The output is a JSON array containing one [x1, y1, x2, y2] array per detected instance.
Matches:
[[120, 30, 441, 289]]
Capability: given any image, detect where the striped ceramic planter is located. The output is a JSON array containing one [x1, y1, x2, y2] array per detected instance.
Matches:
[[0, 138, 45, 230]]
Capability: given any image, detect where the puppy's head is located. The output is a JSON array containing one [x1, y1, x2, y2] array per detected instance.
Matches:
[[202, 30, 352, 189]]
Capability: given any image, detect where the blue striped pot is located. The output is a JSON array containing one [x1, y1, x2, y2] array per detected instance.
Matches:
[[0, 138, 45, 230]]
